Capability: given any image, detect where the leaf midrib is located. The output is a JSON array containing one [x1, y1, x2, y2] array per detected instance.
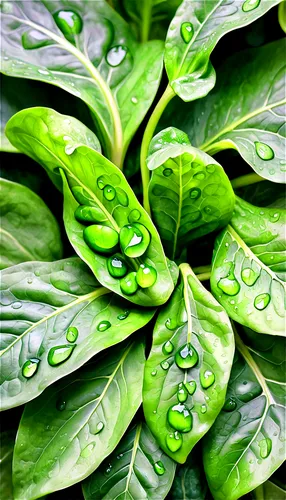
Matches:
[[0, 227, 35, 261]]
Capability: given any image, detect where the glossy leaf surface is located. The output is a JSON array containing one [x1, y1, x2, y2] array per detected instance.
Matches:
[[169, 448, 209, 500], [83, 422, 176, 499], [0, 258, 154, 409], [231, 196, 286, 281], [0, 178, 62, 269], [203, 327, 286, 500], [164, 0, 280, 102], [0, 430, 15, 500], [6, 107, 174, 306], [211, 225, 285, 336], [13, 341, 145, 499], [147, 127, 235, 259], [143, 263, 234, 463]]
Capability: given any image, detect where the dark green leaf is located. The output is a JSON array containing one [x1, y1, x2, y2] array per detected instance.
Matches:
[[254, 480, 286, 500], [210, 225, 285, 336], [0, 430, 16, 500], [0, 258, 154, 409], [164, 0, 280, 102], [0, 178, 63, 269], [169, 447, 209, 500], [203, 326, 286, 500], [147, 127, 235, 259], [143, 263, 234, 463], [83, 421, 176, 499], [13, 341, 145, 499]]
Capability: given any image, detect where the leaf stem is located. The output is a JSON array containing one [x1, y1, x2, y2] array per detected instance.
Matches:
[[231, 173, 265, 189], [193, 265, 211, 281], [141, 0, 152, 42], [140, 84, 175, 215]]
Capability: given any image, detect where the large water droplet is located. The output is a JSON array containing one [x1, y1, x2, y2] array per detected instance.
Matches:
[[206, 164, 216, 174], [254, 293, 271, 310], [177, 382, 188, 403], [185, 380, 196, 395], [154, 461, 165, 475], [163, 168, 173, 177], [242, 0, 261, 12], [66, 326, 78, 343], [160, 360, 170, 371], [180, 22, 194, 43], [165, 318, 177, 330], [106, 45, 128, 67], [189, 187, 201, 200], [103, 185, 116, 201], [218, 268, 240, 296], [107, 254, 128, 278], [166, 431, 183, 452], [200, 369, 215, 389], [241, 268, 259, 286], [223, 397, 237, 412], [97, 176, 106, 190], [120, 272, 138, 295], [259, 438, 272, 459], [48, 345, 76, 366], [167, 403, 192, 432], [22, 29, 52, 50], [116, 188, 129, 207], [53, 10, 83, 39], [128, 209, 141, 223], [95, 421, 104, 434], [119, 223, 150, 258], [22, 358, 40, 378], [117, 310, 130, 320], [175, 343, 199, 369], [74, 205, 106, 223], [255, 141, 274, 160], [97, 321, 111, 332], [163, 341, 174, 355], [81, 442, 96, 458], [83, 225, 119, 254], [136, 264, 157, 288]]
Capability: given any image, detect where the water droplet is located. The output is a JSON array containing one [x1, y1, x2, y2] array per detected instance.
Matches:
[[167, 403, 192, 432], [242, 0, 261, 12], [56, 398, 66, 411], [165, 318, 177, 330], [22, 358, 40, 378], [163, 168, 173, 177], [154, 461, 165, 475], [131, 96, 138, 104], [189, 210, 201, 222], [200, 369, 215, 389], [128, 209, 141, 223], [200, 404, 207, 414], [97, 176, 106, 190], [241, 268, 259, 286], [12, 302, 22, 309], [97, 321, 111, 332], [254, 293, 271, 310], [166, 431, 183, 452], [48, 345, 76, 366], [180, 22, 194, 43], [175, 343, 199, 369], [255, 141, 274, 160], [93, 421, 104, 434], [189, 187, 201, 200], [193, 172, 206, 181], [22, 29, 52, 50], [66, 326, 78, 343], [120, 272, 138, 295], [218, 268, 240, 296], [259, 438, 272, 459], [206, 164, 216, 174], [119, 223, 150, 258], [177, 382, 188, 403], [160, 360, 170, 370], [269, 212, 280, 222], [106, 45, 128, 66], [74, 205, 106, 223], [53, 10, 83, 39], [223, 397, 237, 412], [163, 341, 174, 355], [117, 310, 130, 320], [27, 278, 33, 284], [103, 185, 116, 201], [107, 253, 128, 278], [136, 264, 157, 288], [81, 442, 95, 458], [185, 380, 196, 395], [116, 188, 129, 207], [37, 68, 49, 75], [83, 225, 119, 254], [151, 370, 157, 377]]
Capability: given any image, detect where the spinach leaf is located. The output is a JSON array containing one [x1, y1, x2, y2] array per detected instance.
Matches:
[[147, 127, 235, 259], [169, 447, 209, 500], [231, 196, 286, 281], [278, 0, 286, 33], [0, 178, 63, 269], [1, 0, 163, 164], [164, 0, 280, 102], [254, 479, 286, 499], [143, 263, 234, 463], [210, 225, 285, 336], [83, 421, 176, 499], [203, 326, 286, 500], [6, 107, 174, 307], [13, 341, 145, 499], [0, 258, 154, 410], [163, 40, 286, 182], [0, 430, 16, 500]]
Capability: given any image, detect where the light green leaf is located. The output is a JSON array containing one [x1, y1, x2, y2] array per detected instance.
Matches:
[[0, 430, 16, 500], [203, 326, 286, 500], [278, 1, 286, 33], [210, 225, 286, 336], [0, 178, 63, 269], [12, 341, 145, 500], [147, 127, 235, 259], [0, 258, 154, 410], [143, 263, 234, 463], [164, 0, 280, 102], [83, 422, 176, 499]]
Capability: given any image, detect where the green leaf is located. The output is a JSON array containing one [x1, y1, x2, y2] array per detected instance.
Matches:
[[278, 1, 286, 33], [164, 0, 280, 102], [0, 430, 16, 500], [203, 326, 286, 500], [12, 341, 145, 499], [210, 225, 285, 336], [163, 40, 286, 182], [0, 178, 63, 269], [147, 127, 235, 259], [143, 263, 234, 463], [82, 421, 176, 499], [234, 180, 285, 209], [254, 479, 286, 500], [0, 258, 154, 410], [6, 107, 174, 307], [231, 196, 286, 281], [1, 0, 164, 162], [169, 447, 209, 500]]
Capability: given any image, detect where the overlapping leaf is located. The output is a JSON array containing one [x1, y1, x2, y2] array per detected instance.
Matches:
[[169, 447, 209, 500], [0, 430, 15, 500]]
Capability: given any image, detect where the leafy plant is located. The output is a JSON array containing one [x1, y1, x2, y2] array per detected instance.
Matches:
[[0, 1, 285, 499]]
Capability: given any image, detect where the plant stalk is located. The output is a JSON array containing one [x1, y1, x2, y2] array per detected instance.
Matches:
[[231, 172, 265, 189], [193, 265, 211, 281]]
